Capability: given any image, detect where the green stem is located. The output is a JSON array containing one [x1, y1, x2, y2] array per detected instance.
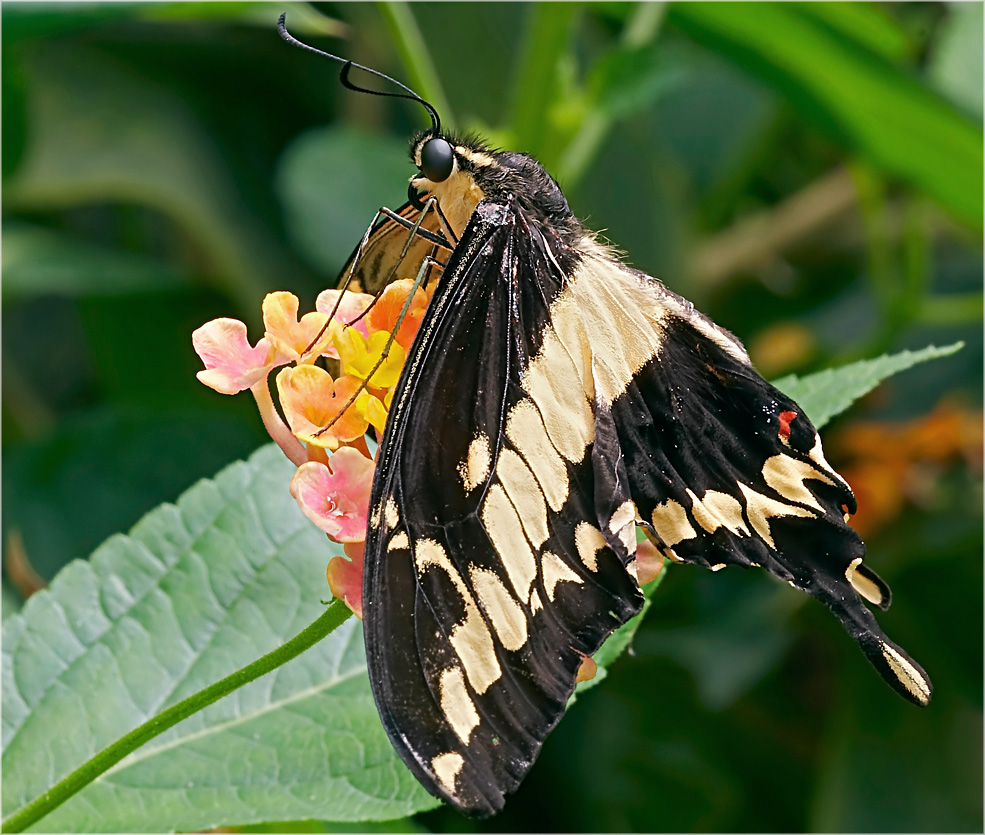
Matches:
[[378, 2, 455, 127], [557, 2, 667, 188], [1, 600, 354, 834]]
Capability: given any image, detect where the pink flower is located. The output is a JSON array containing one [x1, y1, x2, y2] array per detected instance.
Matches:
[[289, 447, 375, 541], [192, 318, 287, 395], [327, 541, 365, 620], [315, 288, 374, 358]]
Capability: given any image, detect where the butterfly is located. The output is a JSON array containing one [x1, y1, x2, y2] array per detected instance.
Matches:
[[279, 17, 932, 819]]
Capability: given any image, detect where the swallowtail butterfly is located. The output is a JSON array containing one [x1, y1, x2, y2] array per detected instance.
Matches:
[[279, 17, 932, 818]]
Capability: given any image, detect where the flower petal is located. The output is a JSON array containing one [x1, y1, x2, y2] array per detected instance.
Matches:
[[366, 278, 430, 349], [327, 541, 365, 619], [192, 318, 284, 394], [336, 327, 405, 389], [289, 448, 375, 542], [276, 366, 372, 449], [262, 291, 332, 362], [316, 288, 374, 358], [635, 536, 665, 586]]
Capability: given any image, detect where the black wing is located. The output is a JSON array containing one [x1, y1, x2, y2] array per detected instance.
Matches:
[[362, 198, 932, 817], [363, 198, 644, 816]]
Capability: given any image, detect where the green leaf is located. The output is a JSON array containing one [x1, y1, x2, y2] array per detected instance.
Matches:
[[586, 45, 683, 121], [2, 409, 263, 584], [2, 445, 437, 833], [772, 342, 964, 429], [926, 2, 984, 121], [509, 3, 580, 160], [138, 2, 346, 37], [635, 575, 799, 711], [3, 440, 664, 831], [669, 3, 983, 227]]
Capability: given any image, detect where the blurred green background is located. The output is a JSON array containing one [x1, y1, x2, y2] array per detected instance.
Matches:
[[2, 2, 981, 832]]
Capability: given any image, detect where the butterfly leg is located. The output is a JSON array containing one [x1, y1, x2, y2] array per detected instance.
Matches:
[[301, 199, 453, 360], [313, 253, 445, 440]]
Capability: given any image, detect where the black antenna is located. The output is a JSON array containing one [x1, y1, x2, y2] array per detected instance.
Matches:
[[278, 13, 441, 134]]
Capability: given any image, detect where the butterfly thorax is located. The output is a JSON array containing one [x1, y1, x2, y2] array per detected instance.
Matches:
[[410, 132, 583, 247]]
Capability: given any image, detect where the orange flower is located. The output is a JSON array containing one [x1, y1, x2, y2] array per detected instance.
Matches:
[[276, 365, 384, 449], [366, 279, 431, 349]]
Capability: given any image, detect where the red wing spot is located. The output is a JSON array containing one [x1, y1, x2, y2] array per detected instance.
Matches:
[[778, 410, 798, 441]]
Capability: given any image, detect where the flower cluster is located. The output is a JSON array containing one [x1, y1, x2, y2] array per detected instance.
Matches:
[[192, 280, 431, 618]]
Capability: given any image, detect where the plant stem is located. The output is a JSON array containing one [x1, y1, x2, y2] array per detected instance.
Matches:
[[1, 600, 354, 834], [378, 2, 454, 127]]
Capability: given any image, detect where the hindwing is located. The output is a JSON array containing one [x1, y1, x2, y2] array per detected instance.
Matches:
[[342, 200, 448, 295]]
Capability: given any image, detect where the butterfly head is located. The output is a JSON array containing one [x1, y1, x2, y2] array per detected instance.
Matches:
[[409, 131, 577, 240]]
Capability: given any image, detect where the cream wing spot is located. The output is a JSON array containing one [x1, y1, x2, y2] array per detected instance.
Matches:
[[384, 498, 399, 529], [388, 531, 410, 552], [880, 642, 931, 705], [653, 286, 750, 364], [738, 484, 815, 549], [497, 448, 549, 548], [522, 329, 594, 462], [575, 522, 607, 572], [762, 454, 833, 511], [687, 489, 750, 537], [439, 667, 481, 744], [459, 432, 491, 491], [415, 539, 501, 693], [470, 567, 528, 652], [505, 399, 568, 511], [431, 752, 464, 796], [541, 551, 584, 601], [846, 557, 884, 606], [547, 293, 595, 400], [529, 589, 543, 615], [808, 434, 851, 490], [560, 253, 669, 405], [481, 484, 537, 601], [608, 500, 638, 554], [651, 499, 697, 547]]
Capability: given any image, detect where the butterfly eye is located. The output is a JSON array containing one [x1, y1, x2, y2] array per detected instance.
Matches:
[[420, 137, 454, 183]]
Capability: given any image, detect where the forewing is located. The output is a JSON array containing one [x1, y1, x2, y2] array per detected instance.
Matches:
[[363, 201, 643, 816]]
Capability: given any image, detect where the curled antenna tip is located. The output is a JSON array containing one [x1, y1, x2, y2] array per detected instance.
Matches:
[[275, 12, 441, 134]]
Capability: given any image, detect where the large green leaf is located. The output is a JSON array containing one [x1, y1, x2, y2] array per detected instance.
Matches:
[[2, 446, 437, 832], [773, 342, 963, 429], [1, 443, 658, 832], [669, 3, 983, 227]]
